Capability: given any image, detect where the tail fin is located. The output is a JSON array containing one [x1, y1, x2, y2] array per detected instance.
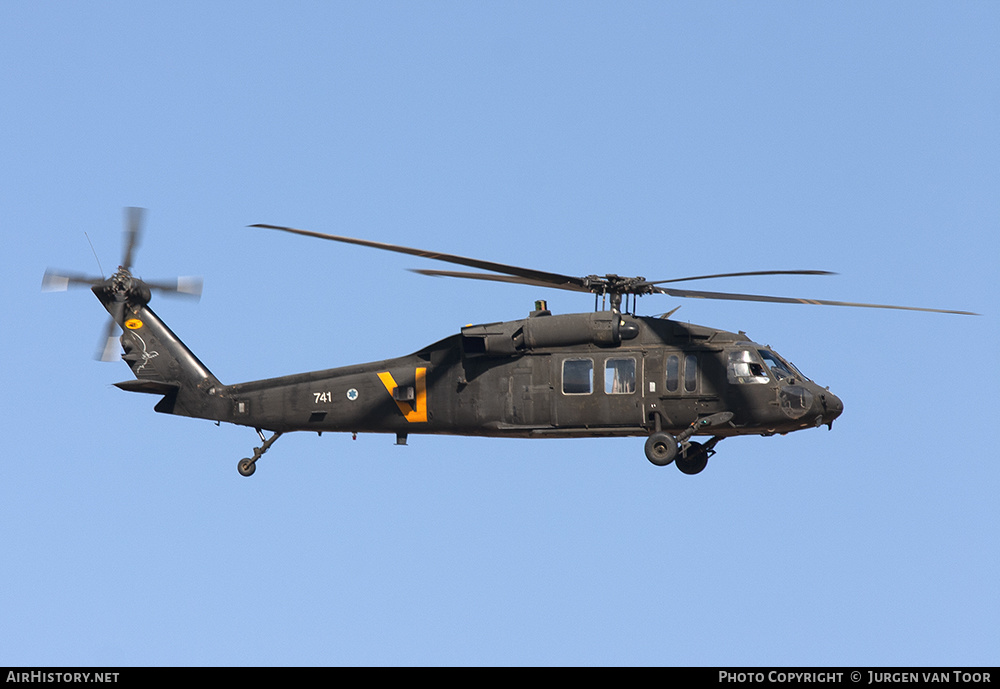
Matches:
[[95, 283, 227, 421]]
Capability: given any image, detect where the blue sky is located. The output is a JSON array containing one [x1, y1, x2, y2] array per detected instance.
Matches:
[[1, 2, 997, 666]]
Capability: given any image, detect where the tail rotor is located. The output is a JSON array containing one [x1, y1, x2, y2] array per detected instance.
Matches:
[[42, 207, 204, 360]]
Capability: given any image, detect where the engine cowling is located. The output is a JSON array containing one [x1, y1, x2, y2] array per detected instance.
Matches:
[[462, 312, 639, 357]]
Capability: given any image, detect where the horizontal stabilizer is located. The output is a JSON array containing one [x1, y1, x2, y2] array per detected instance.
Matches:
[[114, 380, 180, 395]]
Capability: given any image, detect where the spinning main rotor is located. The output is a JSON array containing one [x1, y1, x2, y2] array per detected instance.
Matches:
[[251, 223, 978, 317]]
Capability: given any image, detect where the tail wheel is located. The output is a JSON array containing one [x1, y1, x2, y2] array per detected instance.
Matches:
[[644, 432, 678, 466]]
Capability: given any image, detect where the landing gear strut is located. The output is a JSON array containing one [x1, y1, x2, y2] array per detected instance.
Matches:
[[237, 428, 283, 477], [645, 411, 731, 474]]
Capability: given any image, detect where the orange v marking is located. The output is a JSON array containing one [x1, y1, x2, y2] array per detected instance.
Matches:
[[377, 367, 427, 423]]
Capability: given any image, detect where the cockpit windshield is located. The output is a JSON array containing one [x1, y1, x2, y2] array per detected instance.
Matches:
[[758, 349, 808, 381], [728, 347, 810, 384]]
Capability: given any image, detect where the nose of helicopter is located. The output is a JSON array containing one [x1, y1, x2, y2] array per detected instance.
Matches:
[[821, 390, 844, 428]]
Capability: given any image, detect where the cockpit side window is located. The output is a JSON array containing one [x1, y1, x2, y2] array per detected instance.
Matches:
[[728, 350, 769, 384]]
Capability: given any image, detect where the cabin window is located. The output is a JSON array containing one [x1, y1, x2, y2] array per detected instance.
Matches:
[[727, 349, 769, 384], [666, 355, 680, 392], [604, 357, 636, 394], [562, 358, 594, 395], [684, 354, 698, 392]]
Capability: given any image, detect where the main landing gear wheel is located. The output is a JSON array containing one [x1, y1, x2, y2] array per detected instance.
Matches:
[[644, 431, 678, 466], [675, 442, 709, 475]]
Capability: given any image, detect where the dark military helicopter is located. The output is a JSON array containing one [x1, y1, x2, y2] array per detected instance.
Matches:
[[44, 208, 977, 477]]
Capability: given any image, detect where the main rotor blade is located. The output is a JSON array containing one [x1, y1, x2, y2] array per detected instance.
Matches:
[[251, 224, 589, 291], [251, 224, 977, 315], [409, 268, 593, 292], [650, 269, 836, 285], [121, 206, 145, 271], [654, 285, 979, 315]]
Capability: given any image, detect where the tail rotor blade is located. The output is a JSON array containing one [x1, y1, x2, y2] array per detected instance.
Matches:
[[176, 276, 203, 297], [122, 206, 146, 271], [42, 271, 71, 292], [42, 269, 103, 292], [142, 276, 204, 299], [95, 318, 120, 361]]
